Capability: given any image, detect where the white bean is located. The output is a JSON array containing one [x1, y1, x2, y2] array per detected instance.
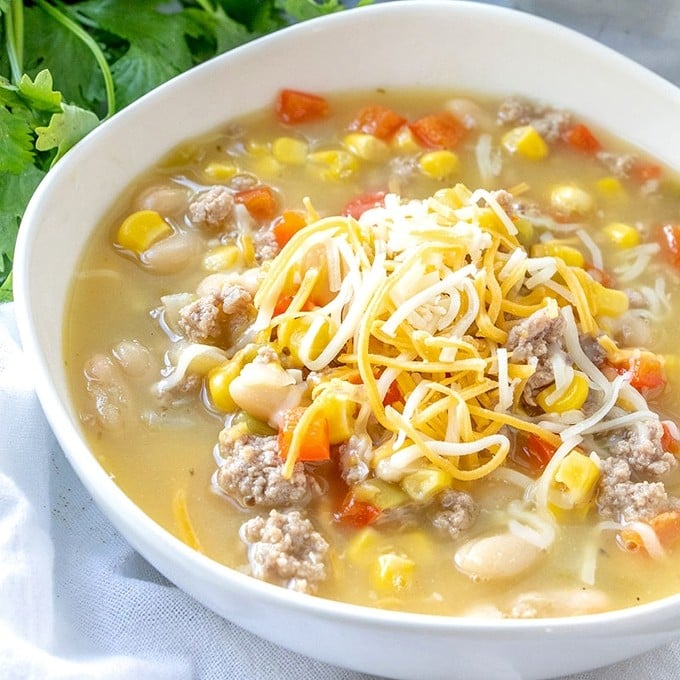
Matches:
[[135, 184, 189, 216], [112, 339, 151, 376], [454, 532, 542, 581], [509, 588, 610, 618], [142, 232, 201, 274], [84, 354, 129, 430]]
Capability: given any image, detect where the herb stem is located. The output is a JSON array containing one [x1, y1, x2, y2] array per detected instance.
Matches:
[[194, 0, 216, 14], [5, 0, 23, 83], [33, 0, 117, 119]]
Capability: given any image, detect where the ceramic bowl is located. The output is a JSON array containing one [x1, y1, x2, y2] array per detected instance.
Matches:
[[14, 2, 680, 678]]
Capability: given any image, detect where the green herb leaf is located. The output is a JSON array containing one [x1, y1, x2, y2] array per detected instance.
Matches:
[[0, 105, 34, 172], [18, 69, 62, 112], [34, 102, 99, 166], [276, 0, 344, 21]]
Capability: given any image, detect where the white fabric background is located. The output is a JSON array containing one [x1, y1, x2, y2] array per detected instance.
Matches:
[[2, 2, 680, 678]]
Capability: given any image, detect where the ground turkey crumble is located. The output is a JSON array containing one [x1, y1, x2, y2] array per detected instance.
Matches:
[[240, 509, 329, 594], [215, 433, 319, 508], [431, 489, 479, 539], [188, 185, 234, 230]]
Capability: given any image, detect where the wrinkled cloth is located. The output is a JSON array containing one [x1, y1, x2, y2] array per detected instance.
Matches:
[[3, 3, 680, 677]]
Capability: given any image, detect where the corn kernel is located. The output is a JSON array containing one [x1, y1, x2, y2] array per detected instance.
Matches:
[[515, 217, 534, 242], [501, 125, 549, 160], [373, 553, 415, 592], [207, 361, 242, 412], [590, 280, 629, 318], [345, 527, 380, 564], [116, 210, 172, 254], [398, 531, 435, 562], [307, 149, 359, 181], [203, 162, 238, 181], [318, 393, 356, 445], [536, 372, 589, 413], [245, 140, 269, 157], [202, 244, 242, 272], [272, 136, 309, 165], [401, 468, 452, 502], [532, 242, 585, 268], [391, 126, 421, 153], [554, 450, 600, 507], [276, 315, 335, 368], [237, 233, 255, 266], [342, 133, 390, 162], [418, 150, 460, 180], [602, 221, 640, 248], [550, 184, 594, 218], [596, 176, 626, 199], [252, 155, 283, 179]]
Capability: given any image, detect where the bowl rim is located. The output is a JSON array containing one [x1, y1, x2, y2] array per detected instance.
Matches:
[[13, 0, 680, 639]]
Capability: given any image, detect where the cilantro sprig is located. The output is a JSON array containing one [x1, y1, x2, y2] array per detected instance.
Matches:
[[0, 0, 371, 301]]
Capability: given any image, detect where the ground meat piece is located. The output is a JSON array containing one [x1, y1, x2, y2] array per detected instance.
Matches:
[[580, 334, 607, 367], [607, 419, 677, 477], [596, 151, 637, 179], [497, 97, 535, 126], [240, 509, 329, 594], [506, 308, 565, 363], [178, 284, 254, 344], [252, 227, 279, 263], [252, 345, 279, 365], [215, 433, 318, 508], [625, 289, 648, 309], [338, 434, 373, 486], [597, 456, 671, 522], [496, 97, 571, 142], [188, 185, 234, 230], [530, 110, 571, 143], [431, 489, 478, 539], [521, 364, 555, 408]]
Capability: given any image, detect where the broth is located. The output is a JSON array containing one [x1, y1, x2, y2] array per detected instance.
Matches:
[[65, 89, 680, 617]]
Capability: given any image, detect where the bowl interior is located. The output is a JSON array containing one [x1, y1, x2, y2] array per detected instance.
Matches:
[[13, 1, 680, 677]]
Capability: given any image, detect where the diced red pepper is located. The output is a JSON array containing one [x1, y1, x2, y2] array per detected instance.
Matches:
[[610, 351, 666, 397], [275, 89, 329, 124], [409, 112, 466, 149], [585, 263, 615, 288], [512, 433, 557, 474], [562, 123, 602, 155], [343, 191, 387, 219], [660, 223, 680, 269], [234, 186, 278, 221], [348, 104, 406, 140], [272, 209, 307, 248], [382, 380, 402, 407], [334, 492, 381, 528], [632, 161, 662, 183], [278, 407, 330, 462], [661, 422, 680, 456]]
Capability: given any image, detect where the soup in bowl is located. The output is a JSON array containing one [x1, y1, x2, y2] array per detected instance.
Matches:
[[14, 2, 680, 678]]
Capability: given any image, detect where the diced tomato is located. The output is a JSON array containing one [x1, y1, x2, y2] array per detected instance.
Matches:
[[562, 123, 602, 155], [272, 209, 307, 248], [382, 380, 402, 407], [278, 407, 330, 462], [661, 422, 680, 456], [659, 223, 680, 269], [512, 433, 557, 474], [348, 104, 406, 140], [620, 511, 680, 554], [610, 351, 666, 397], [632, 161, 662, 183], [234, 186, 278, 221], [334, 492, 381, 528], [275, 89, 329, 124], [408, 112, 466, 149], [343, 191, 387, 219]]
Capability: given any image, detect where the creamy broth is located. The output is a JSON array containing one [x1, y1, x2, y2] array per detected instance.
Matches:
[[65, 89, 680, 617]]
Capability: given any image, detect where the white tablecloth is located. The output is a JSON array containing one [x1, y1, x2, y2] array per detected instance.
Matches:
[[3, 2, 680, 678]]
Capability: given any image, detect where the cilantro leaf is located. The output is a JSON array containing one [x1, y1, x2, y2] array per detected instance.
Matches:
[[0, 105, 34, 173], [182, 7, 253, 56], [34, 102, 99, 166], [18, 70, 63, 112], [276, 0, 344, 21]]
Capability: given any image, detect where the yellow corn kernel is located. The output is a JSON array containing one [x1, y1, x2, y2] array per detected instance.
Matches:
[[602, 221, 640, 249], [532, 242, 585, 268], [251, 155, 283, 180], [514, 217, 534, 242], [272, 136, 308, 165], [345, 527, 381, 565], [596, 176, 626, 199], [418, 150, 460, 180], [207, 361, 242, 412], [590, 280, 629, 318], [307, 149, 359, 181], [116, 210, 172, 254], [342, 133, 390, 162], [318, 393, 356, 445], [352, 478, 410, 511], [245, 139, 269, 157], [237, 233, 255, 266], [554, 450, 600, 507], [276, 315, 335, 368], [391, 126, 421, 153], [536, 372, 589, 413], [202, 244, 242, 272], [373, 553, 415, 592], [398, 531, 435, 562], [550, 183, 594, 218], [501, 125, 549, 160], [203, 162, 238, 181], [401, 468, 452, 502]]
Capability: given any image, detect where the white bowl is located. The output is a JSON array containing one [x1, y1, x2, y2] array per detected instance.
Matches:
[[14, 2, 680, 678]]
